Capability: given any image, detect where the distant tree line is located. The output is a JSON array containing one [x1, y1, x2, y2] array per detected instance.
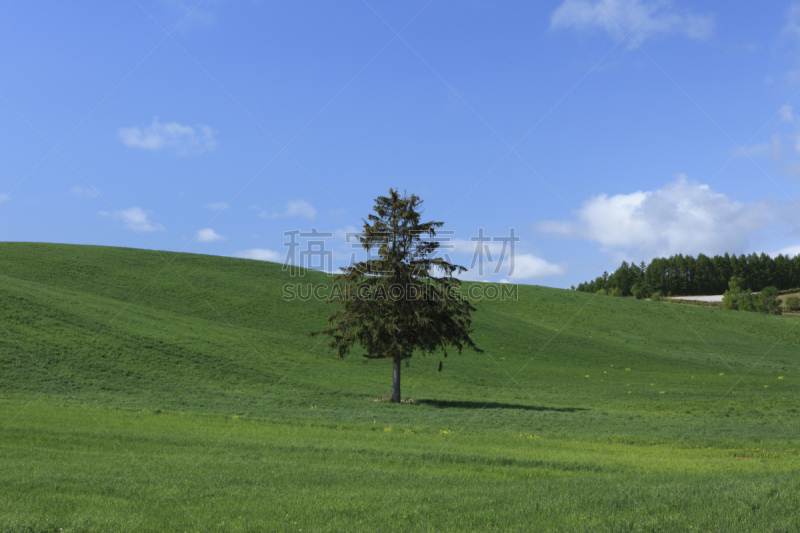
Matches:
[[573, 252, 800, 298]]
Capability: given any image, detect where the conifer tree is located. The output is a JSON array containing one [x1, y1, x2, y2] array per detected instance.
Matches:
[[310, 189, 482, 403]]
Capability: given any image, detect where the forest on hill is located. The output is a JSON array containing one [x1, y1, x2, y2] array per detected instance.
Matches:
[[574, 252, 800, 297]]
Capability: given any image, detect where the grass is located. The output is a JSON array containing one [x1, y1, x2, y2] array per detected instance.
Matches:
[[1, 242, 799, 532]]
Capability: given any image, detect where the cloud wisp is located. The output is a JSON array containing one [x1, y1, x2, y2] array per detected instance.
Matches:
[[771, 244, 800, 257], [444, 239, 564, 281], [98, 206, 165, 232], [196, 228, 225, 242], [737, 104, 800, 178], [551, 0, 714, 47], [769, 2, 800, 88], [232, 248, 283, 262], [259, 199, 317, 220], [119, 118, 216, 154], [502, 254, 564, 280], [536, 175, 782, 258], [70, 186, 99, 198]]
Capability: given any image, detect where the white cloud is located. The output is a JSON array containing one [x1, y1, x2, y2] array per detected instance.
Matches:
[[196, 228, 225, 242], [783, 2, 800, 41], [449, 238, 524, 256], [98, 206, 165, 232], [536, 175, 779, 258], [70, 186, 99, 198], [333, 225, 360, 241], [259, 199, 317, 220], [736, 98, 800, 177], [449, 238, 487, 255], [444, 238, 562, 281], [205, 202, 229, 210], [284, 200, 317, 219], [456, 252, 562, 282], [551, 0, 714, 46], [232, 248, 283, 262], [765, 131, 800, 176], [118, 118, 216, 154], [771, 244, 800, 257], [779, 3, 800, 87], [505, 254, 564, 279], [738, 104, 800, 172]]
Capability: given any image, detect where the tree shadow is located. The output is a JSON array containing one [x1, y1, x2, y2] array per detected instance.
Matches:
[[415, 399, 588, 412]]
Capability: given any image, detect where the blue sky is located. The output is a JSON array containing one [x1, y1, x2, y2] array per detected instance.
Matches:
[[3, 0, 800, 288]]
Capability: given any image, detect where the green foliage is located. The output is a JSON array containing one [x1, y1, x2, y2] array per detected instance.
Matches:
[[577, 251, 800, 297], [1, 242, 800, 531], [724, 282, 781, 315], [786, 296, 800, 311], [722, 290, 739, 310], [608, 287, 624, 297], [757, 286, 782, 315], [310, 190, 481, 401], [729, 276, 745, 291], [739, 293, 757, 312], [650, 292, 663, 302], [631, 283, 647, 300], [722, 277, 747, 311]]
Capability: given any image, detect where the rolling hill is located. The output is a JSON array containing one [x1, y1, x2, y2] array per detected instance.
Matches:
[[1, 242, 798, 532]]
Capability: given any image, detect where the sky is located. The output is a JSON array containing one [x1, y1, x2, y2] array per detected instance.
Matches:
[[3, 0, 800, 288]]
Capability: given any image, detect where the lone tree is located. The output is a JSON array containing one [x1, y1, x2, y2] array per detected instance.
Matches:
[[310, 189, 482, 403]]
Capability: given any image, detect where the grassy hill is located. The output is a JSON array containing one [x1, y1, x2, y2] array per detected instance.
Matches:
[[1, 242, 798, 532]]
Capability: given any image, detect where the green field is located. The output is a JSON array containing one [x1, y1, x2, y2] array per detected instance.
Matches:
[[1, 242, 798, 532]]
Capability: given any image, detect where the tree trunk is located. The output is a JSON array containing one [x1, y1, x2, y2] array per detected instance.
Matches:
[[391, 357, 401, 403]]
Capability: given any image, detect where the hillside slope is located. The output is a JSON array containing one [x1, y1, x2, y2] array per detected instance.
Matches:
[[2, 243, 800, 531], [1, 242, 797, 437]]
